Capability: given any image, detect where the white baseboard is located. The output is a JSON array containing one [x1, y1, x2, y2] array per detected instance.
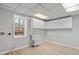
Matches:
[[37, 40, 47, 45], [0, 44, 29, 55], [12, 45, 30, 51], [0, 49, 11, 55], [45, 40, 79, 50]]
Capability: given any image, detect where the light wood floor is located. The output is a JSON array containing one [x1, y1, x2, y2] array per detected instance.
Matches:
[[4, 42, 79, 55]]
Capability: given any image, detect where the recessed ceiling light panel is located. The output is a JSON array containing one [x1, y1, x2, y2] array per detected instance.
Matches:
[[34, 13, 48, 19]]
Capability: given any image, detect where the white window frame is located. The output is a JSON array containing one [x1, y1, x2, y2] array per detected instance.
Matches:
[[14, 15, 27, 38]]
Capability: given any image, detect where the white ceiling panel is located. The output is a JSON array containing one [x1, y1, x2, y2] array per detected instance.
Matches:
[[39, 6, 58, 19], [49, 4, 69, 18], [30, 5, 58, 20], [20, 3, 38, 9], [41, 3, 60, 9], [15, 6, 31, 15], [28, 5, 40, 15], [1, 3, 18, 9], [0, 4, 14, 11]]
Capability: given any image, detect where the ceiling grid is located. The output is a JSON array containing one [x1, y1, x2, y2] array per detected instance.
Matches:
[[0, 3, 79, 21]]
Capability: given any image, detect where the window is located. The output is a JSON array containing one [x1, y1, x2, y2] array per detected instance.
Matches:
[[62, 3, 79, 12], [14, 15, 27, 38]]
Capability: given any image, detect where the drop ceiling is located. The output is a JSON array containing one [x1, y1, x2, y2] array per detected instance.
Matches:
[[0, 3, 79, 21]]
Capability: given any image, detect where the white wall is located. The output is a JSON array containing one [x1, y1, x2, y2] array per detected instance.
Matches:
[[46, 17, 72, 29], [0, 7, 13, 52], [32, 18, 45, 28], [46, 16, 79, 48], [72, 14, 79, 47], [46, 29, 73, 46], [0, 7, 31, 52], [46, 17, 78, 48], [0, 7, 46, 52]]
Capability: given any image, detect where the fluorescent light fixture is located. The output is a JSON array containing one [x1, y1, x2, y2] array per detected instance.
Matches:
[[62, 3, 79, 12], [34, 13, 48, 19]]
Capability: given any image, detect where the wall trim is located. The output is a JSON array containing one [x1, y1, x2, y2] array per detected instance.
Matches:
[[37, 40, 47, 45], [45, 40, 79, 50], [0, 44, 30, 55]]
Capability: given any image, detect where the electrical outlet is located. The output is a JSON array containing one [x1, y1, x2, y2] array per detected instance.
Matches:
[[0, 32, 4, 35]]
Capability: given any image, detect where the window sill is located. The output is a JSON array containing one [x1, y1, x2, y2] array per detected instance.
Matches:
[[14, 36, 27, 39]]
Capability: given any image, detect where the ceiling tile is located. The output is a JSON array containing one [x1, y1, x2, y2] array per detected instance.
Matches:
[[15, 6, 31, 15], [49, 4, 69, 17], [0, 4, 14, 11], [1, 3, 18, 9], [41, 3, 60, 9], [20, 3, 38, 9], [30, 5, 58, 20]]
